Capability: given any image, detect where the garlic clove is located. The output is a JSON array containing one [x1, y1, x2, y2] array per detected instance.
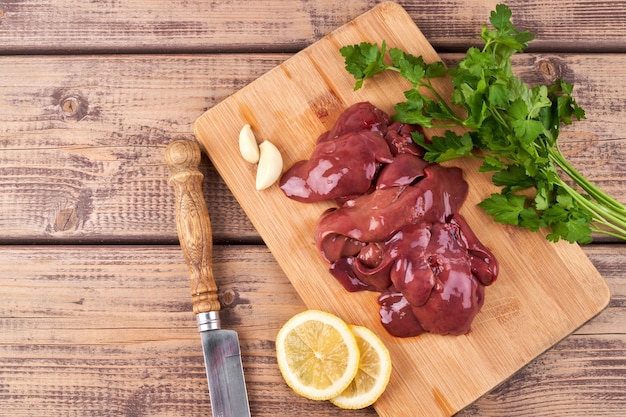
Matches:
[[256, 140, 283, 190], [239, 124, 260, 164]]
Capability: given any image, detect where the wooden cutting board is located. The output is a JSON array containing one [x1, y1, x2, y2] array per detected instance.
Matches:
[[193, 2, 611, 416]]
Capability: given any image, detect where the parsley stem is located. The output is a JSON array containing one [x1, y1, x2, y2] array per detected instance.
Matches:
[[555, 170, 626, 240], [489, 108, 512, 131], [548, 146, 626, 215], [422, 81, 464, 123], [590, 225, 626, 240], [388, 64, 465, 125]]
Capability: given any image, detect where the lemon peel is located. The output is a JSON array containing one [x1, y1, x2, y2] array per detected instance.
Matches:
[[330, 325, 392, 409], [275, 310, 360, 401]]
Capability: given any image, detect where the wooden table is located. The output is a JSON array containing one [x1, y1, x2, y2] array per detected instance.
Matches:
[[1, 1, 624, 416]]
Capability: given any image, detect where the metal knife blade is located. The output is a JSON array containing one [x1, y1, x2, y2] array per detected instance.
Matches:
[[166, 139, 251, 417], [199, 312, 250, 417]]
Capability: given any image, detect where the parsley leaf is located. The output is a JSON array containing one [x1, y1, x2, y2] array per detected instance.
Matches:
[[413, 130, 474, 163], [478, 193, 527, 225], [491, 165, 535, 193], [340, 41, 389, 90], [340, 4, 626, 244]]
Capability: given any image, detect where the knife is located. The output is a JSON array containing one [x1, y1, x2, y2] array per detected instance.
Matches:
[[165, 139, 251, 417]]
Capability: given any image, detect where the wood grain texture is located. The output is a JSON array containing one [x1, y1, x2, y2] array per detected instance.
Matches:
[[166, 140, 221, 314], [0, 245, 370, 417], [0, 245, 623, 417], [1, 0, 625, 415], [457, 244, 626, 417], [1, 0, 625, 53], [1, 52, 626, 244], [0, 54, 279, 244], [193, 3, 611, 416]]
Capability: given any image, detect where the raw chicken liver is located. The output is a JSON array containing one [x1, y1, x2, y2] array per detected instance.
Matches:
[[280, 102, 498, 337]]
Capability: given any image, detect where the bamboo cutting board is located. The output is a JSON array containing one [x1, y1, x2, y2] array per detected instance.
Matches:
[[193, 2, 611, 416]]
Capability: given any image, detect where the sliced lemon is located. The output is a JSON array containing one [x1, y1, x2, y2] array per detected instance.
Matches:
[[275, 310, 360, 401], [330, 325, 392, 409]]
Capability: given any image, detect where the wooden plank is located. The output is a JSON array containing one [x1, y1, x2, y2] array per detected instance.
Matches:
[[459, 335, 626, 416], [193, 3, 611, 415], [1, 52, 626, 244], [1, 1, 626, 54], [0, 244, 623, 416], [459, 244, 626, 417], [0, 54, 279, 244], [0, 245, 374, 417]]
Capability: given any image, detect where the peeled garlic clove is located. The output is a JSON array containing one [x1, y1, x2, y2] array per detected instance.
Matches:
[[256, 140, 283, 190], [239, 124, 260, 163]]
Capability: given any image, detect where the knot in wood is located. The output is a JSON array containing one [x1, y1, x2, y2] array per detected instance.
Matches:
[[54, 90, 89, 121], [55, 207, 79, 232], [219, 288, 238, 307], [537, 57, 567, 83], [49, 190, 93, 235], [61, 97, 79, 115], [60, 95, 89, 121]]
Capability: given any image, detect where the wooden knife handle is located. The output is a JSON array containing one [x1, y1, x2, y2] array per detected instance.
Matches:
[[165, 139, 220, 314]]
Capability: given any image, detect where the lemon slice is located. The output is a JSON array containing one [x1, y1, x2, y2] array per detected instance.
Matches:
[[330, 325, 392, 409], [275, 310, 360, 401]]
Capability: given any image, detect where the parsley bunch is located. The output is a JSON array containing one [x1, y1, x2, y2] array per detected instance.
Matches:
[[340, 4, 626, 244]]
